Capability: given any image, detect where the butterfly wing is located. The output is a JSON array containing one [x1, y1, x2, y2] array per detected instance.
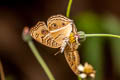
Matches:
[[30, 21, 60, 48], [50, 23, 72, 44], [64, 42, 80, 75]]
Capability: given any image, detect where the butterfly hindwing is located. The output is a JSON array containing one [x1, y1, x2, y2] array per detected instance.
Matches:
[[64, 42, 80, 75]]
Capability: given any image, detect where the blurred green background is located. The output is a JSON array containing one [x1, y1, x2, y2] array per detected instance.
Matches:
[[0, 0, 120, 80]]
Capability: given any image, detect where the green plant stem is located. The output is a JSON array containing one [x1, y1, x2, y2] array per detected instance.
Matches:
[[66, 0, 73, 17], [85, 34, 120, 38], [28, 40, 55, 80]]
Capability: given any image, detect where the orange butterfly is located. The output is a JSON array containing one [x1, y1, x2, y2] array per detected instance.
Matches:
[[30, 15, 80, 75]]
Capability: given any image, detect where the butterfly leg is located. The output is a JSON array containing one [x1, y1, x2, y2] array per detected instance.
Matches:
[[60, 37, 69, 53], [54, 38, 69, 55], [54, 37, 69, 55]]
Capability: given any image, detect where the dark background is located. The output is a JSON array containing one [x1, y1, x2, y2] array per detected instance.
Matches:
[[0, 0, 120, 80]]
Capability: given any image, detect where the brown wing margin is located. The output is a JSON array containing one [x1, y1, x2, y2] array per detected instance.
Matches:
[[72, 23, 77, 34]]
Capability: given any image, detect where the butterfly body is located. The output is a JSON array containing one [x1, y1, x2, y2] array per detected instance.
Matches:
[[30, 14, 80, 75]]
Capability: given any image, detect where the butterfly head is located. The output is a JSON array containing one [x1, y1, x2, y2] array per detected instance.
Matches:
[[47, 15, 73, 31]]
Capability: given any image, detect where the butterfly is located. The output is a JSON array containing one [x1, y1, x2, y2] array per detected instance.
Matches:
[[30, 14, 80, 75]]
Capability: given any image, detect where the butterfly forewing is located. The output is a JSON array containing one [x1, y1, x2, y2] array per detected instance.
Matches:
[[50, 24, 72, 44], [30, 21, 59, 48]]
